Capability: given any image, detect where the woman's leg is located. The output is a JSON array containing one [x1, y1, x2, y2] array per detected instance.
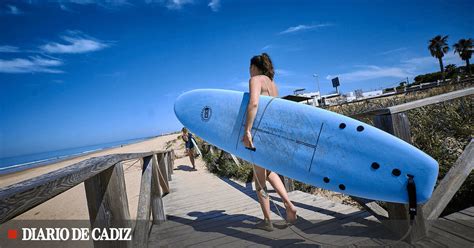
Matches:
[[254, 165, 271, 221], [187, 149, 195, 169], [267, 171, 297, 222]]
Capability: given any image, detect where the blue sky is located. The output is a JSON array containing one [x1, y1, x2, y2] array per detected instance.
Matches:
[[1, 0, 473, 158]]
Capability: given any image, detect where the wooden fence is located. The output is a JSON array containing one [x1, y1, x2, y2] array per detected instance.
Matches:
[[351, 86, 473, 243], [0, 149, 175, 248]]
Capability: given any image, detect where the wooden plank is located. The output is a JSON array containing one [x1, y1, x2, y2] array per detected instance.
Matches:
[[156, 153, 170, 195], [423, 140, 474, 220], [373, 113, 411, 235], [84, 162, 132, 248], [165, 152, 172, 181], [460, 207, 474, 217], [156, 193, 342, 244], [151, 154, 166, 225], [415, 239, 449, 248], [443, 212, 474, 229], [428, 226, 474, 248], [282, 176, 294, 192], [158, 191, 317, 236], [352, 197, 389, 221], [388, 87, 474, 114], [133, 156, 153, 248], [373, 112, 428, 242], [168, 150, 175, 175], [212, 195, 360, 246], [0, 152, 154, 224], [431, 219, 474, 242]]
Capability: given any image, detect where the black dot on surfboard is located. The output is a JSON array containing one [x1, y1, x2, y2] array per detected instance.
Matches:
[[339, 123, 346, 129], [371, 162, 380, 170], [392, 169, 401, 177], [323, 177, 330, 183], [339, 184, 346, 190], [357, 126, 364, 132]]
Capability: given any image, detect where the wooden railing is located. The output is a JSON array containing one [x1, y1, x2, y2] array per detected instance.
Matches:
[[350, 87, 473, 243], [0, 149, 175, 248]]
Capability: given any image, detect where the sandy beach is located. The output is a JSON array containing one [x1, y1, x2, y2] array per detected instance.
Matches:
[[0, 133, 184, 220]]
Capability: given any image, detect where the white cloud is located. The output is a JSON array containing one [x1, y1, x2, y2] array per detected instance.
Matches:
[[377, 47, 407, 56], [261, 44, 272, 51], [160, 0, 194, 10], [325, 53, 466, 83], [326, 65, 412, 82], [0, 45, 20, 53], [40, 31, 109, 54], [0, 56, 63, 74], [208, 0, 220, 11], [236, 81, 248, 89], [6, 5, 22, 15], [279, 23, 332, 35], [275, 69, 292, 77]]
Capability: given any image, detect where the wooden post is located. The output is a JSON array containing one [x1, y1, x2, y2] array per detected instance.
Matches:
[[209, 145, 215, 155], [166, 152, 173, 181], [84, 162, 132, 248], [423, 140, 474, 221], [283, 177, 295, 192], [168, 150, 174, 175], [133, 156, 153, 248], [157, 153, 170, 195], [151, 154, 166, 224], [230, 154, 241, 167], [373, 112, 427, 242]]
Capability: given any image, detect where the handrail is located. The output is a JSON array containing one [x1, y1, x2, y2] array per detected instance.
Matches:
[[0, 149, 175, 248], [351, 87, 473, 117]]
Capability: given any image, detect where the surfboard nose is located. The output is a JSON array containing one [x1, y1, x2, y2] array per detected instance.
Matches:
[[174, 91, 193, 127]]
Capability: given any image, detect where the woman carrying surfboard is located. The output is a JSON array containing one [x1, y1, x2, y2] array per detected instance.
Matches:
[[242, 53, 297, 231], [181, 127, 197, 170]]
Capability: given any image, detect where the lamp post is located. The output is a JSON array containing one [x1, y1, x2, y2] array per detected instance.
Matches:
[[313, 74, 321, 97], [313, 74, 321, 107]]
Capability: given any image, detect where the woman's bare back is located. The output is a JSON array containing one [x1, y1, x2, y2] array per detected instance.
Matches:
[[254, 75, 278, 97]]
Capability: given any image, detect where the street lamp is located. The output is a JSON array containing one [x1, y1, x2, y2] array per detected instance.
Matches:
[[313, 74, 321, 97]]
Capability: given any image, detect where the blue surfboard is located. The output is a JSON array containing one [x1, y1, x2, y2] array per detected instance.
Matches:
[[174, 89, 438, 204]]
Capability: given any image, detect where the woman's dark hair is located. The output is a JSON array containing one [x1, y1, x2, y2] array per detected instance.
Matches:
[[250, 53, 275, 80]]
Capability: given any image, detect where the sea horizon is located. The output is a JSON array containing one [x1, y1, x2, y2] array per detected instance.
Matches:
[[0, 134, 174, 175]]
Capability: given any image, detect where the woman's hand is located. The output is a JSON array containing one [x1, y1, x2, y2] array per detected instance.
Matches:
[[242, 130, 254, 149]]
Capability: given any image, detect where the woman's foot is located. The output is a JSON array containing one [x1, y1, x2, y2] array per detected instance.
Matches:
[[285, 203, 297, 225], [255, 218, 273, 232]]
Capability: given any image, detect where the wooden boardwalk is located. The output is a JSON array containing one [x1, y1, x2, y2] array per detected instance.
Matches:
[[148, 154, 474, 247]]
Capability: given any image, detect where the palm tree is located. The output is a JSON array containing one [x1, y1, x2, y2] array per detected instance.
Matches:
[[453, 38, 473, 75], [428, 35, 449, 79]]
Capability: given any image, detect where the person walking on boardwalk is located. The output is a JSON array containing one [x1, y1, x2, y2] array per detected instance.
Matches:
[[181, 127, 197, 170], [241, 53, 297, 231]]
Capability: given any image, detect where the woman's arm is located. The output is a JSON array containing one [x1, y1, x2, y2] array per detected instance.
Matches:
[[244, 77, 262, 134]]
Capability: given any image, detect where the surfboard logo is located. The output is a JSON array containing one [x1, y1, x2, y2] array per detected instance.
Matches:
[[201, 106, 212, 122]]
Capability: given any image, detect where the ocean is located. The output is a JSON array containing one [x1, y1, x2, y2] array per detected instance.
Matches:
[[0, 136, 155, 175]]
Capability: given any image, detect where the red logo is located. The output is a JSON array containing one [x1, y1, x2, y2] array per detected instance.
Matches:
[[7, 229, 18, 239]]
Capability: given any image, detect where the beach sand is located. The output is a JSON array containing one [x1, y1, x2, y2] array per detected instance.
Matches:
[[0, 133, 184, 220]]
